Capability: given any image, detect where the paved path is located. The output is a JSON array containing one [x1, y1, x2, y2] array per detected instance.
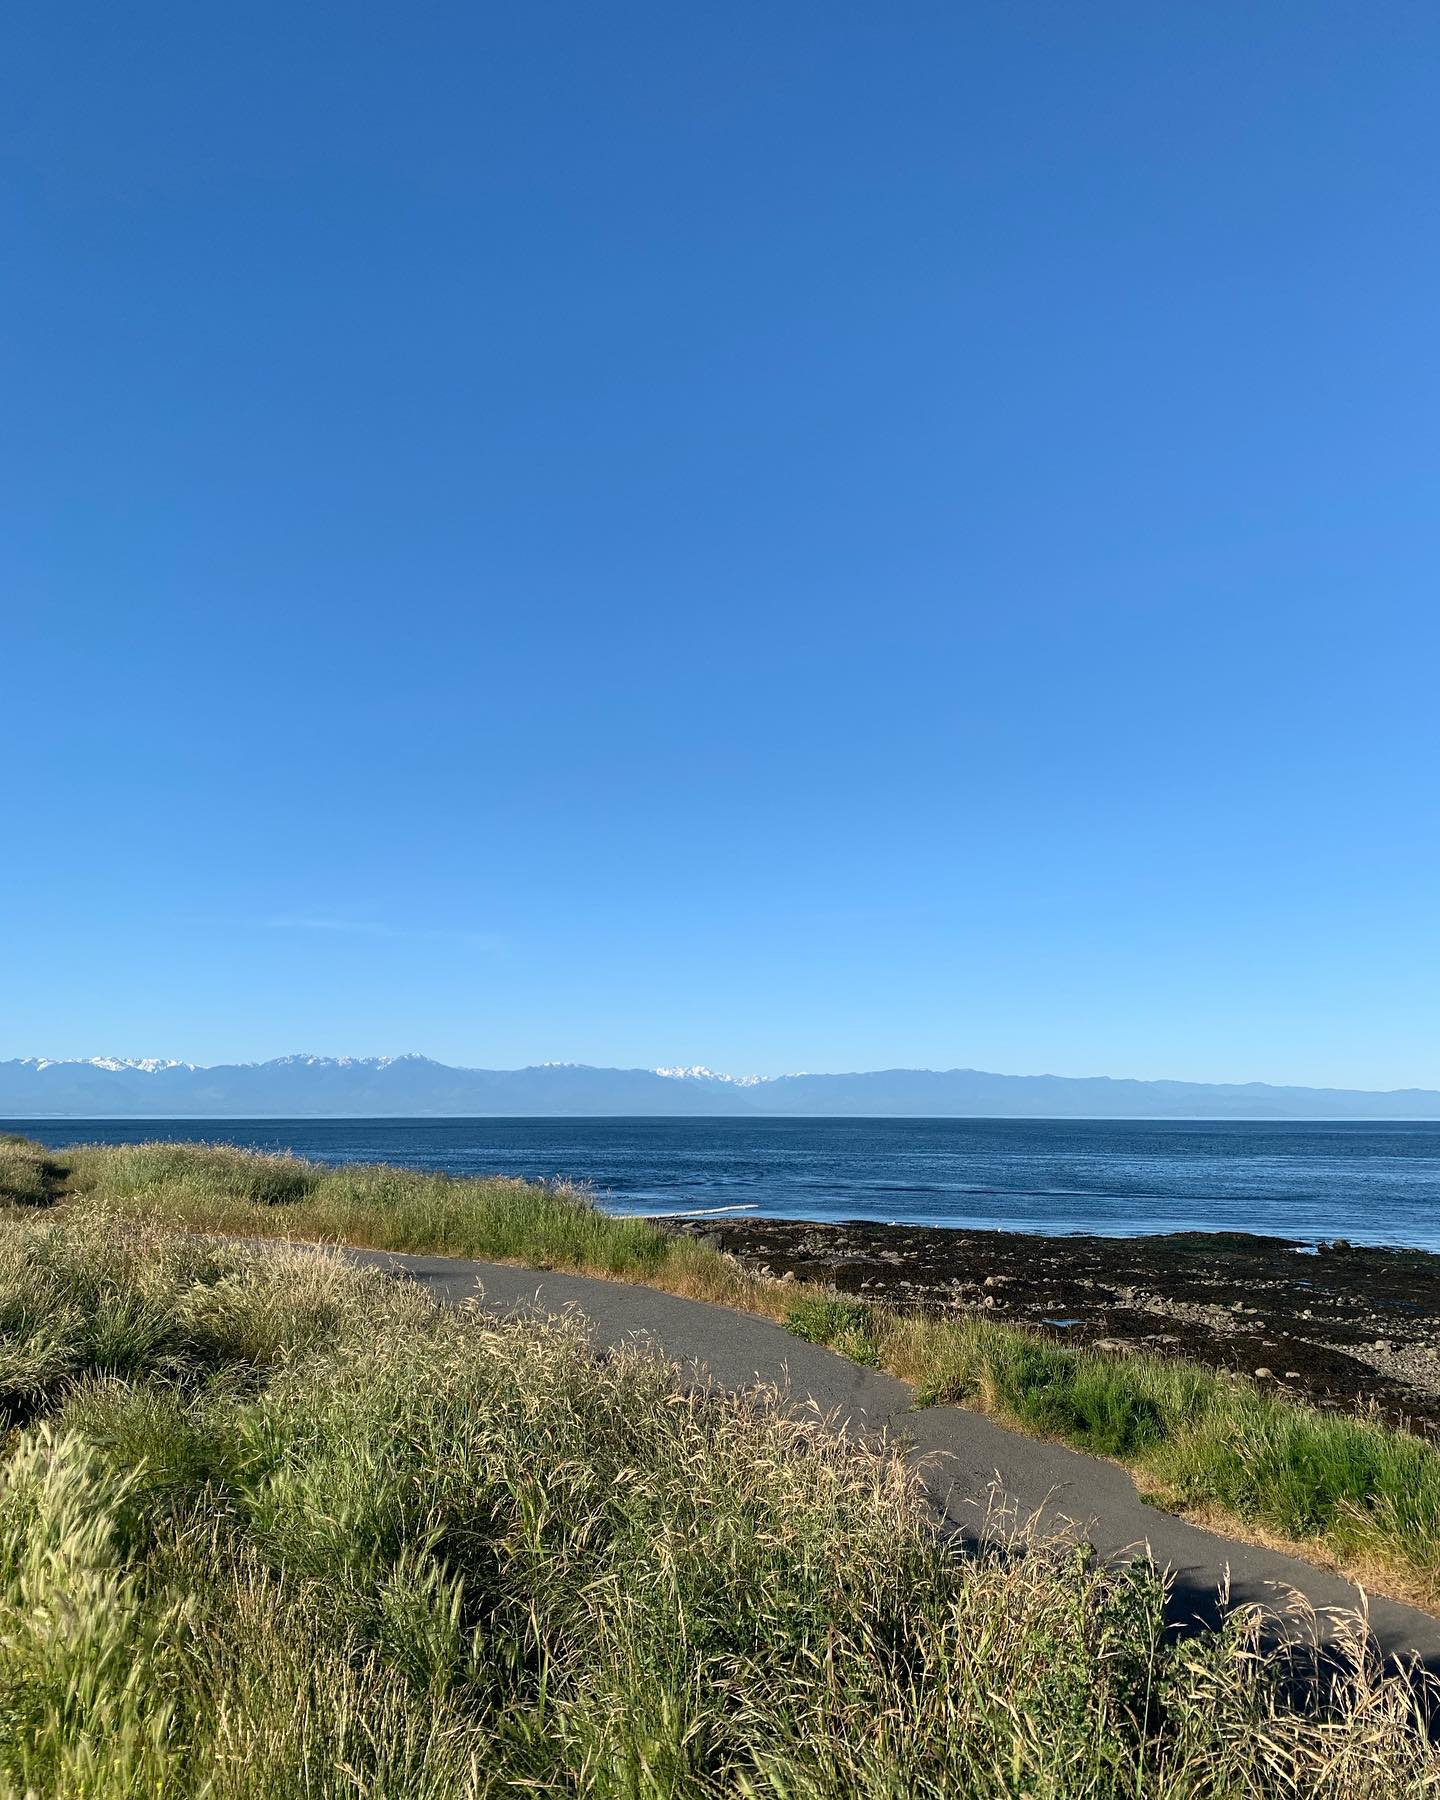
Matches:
[[343, 1246, 1440, 1671]]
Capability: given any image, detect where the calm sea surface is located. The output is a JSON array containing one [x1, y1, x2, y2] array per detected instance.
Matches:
[[12, 1116, 1440, 1250]]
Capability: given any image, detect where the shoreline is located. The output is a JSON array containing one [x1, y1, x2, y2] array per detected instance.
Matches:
[[663, 1213, 1440, 1436]]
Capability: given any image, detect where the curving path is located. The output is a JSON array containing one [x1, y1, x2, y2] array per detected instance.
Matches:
[[340, 1245, 1440, 1671]]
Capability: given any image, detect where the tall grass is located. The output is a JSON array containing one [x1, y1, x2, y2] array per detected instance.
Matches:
[[0, 1205, 1435, 1796], [821, 1297, 1440, 1606], [23, 1139, 1440, 1608], [62, 1140, 769, 1304], [0, 1132, 65, 1206]]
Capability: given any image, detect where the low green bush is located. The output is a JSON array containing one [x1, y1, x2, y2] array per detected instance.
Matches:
[[786, 1297, 882, 1368]]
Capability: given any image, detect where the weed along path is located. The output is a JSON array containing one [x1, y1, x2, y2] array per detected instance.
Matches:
[[342, 1245, 1440, 1672]]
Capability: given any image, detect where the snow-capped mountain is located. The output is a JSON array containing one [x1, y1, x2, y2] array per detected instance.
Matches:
[[2, 1055, 1439, 1119], [264, 1054, 409, 1070], [19, 1056, 196, 1075], [653, 1066, 771, 1087]]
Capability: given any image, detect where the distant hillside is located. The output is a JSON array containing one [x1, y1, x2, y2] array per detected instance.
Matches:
[[3, 1054, 1439, 1119]]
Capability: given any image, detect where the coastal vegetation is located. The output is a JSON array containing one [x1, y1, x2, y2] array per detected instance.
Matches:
[[0, 1133, 66, 1207], [795, 1298, 1440, 1603], [1, 1192, 1437, 1795], [5, 1136, 1440, 1609]]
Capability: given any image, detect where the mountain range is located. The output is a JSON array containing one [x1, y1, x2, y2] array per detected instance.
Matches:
[[3, 1055, 1439, 1119]]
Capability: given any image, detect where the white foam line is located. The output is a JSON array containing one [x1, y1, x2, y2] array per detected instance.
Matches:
[[632, 1203, 760, 1219]]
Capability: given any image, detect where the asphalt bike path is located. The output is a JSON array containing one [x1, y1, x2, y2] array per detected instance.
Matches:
[[332, 1245, 1440, 1671]]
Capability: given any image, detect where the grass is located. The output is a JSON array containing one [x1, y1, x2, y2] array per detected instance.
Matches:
[[870, 1309, 1440, 1602], [0, 1133, 66, 1207], [1, 1202, 1437, 1796], [19, 1138, 1440, 1609], [61, 1139, 768, 1302]]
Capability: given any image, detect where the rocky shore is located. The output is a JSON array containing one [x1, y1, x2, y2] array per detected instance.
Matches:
[[662, 1215, 1440, 1436]]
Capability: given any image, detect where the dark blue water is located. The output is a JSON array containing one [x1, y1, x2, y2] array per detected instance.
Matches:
[[13, 1116, 1440, 1250]]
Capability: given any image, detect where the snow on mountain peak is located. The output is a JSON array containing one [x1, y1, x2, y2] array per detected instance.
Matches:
[[654, 1065, 770, 1087], [263, 1054, 407, 1070], [13, 1056, 196, 1074], [84, 1057, 193, 1074]]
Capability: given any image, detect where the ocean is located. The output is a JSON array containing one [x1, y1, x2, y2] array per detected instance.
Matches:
[[11, 1115, 1440, 1250]]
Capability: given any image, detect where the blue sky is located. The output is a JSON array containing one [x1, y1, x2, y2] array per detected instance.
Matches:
[[5, 2, 1438, 1087]]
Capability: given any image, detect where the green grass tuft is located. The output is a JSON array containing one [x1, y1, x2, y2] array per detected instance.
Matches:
[[786, 1296, 881, 1366], [0, 1134, 67, 1207]]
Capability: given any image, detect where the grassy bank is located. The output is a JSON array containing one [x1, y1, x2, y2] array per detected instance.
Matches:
[[0, 1134, 67, 1207], [792, 1295, 1440, 1605], [11, 1136, 1440, 1610], [1, 1201, 1436, 1796]]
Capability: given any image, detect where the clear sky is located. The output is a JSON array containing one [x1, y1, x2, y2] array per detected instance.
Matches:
[[5, 2, 1438, 1087]]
